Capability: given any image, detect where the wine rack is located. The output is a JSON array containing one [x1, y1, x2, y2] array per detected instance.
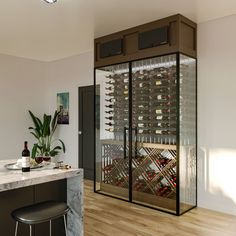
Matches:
[[104, 71, 129, 135], [95, 53, 197, 215], [104, 55, 177, 145], [132, 57, 177, 146], [100, 140, 177, 211]]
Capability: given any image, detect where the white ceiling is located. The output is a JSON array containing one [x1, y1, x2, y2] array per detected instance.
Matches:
[[0, 0, 235, 61]]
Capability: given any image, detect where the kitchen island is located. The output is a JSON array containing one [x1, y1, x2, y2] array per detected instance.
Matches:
[[0, 159, 83, 236]]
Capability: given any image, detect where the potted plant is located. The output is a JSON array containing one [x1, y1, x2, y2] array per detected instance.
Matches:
[[28, 110, 65, 163]]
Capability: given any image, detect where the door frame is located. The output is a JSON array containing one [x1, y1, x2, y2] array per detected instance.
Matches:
[[78, 87, 83, 169]]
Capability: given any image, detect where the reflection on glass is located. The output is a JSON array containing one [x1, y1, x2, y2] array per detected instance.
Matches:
[[179, 54, 197, 214], [95, 63, 130, 200], [131, 55, 177, 213]]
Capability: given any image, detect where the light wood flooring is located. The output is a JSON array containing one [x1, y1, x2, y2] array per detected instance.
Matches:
[[84, 180, 236, 236]]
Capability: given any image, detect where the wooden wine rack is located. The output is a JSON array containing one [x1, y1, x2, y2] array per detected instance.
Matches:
[[100, 140, 177, 211]]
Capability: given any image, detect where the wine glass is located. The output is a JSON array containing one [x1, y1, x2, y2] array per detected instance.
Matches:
[[35, 156, 43, 164], [43, 156, 51, 165]]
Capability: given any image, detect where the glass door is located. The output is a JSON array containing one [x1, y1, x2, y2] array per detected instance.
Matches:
[[95, 63, 130, 200], [179, 54, 197, 214], [131, 55, 177, 213]]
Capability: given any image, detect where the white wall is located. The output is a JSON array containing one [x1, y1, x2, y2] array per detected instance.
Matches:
[[46, 51, 93, 168], [0, 51, 93, 168], [0, 54, 47, 159], [198, 14, 236, 215]]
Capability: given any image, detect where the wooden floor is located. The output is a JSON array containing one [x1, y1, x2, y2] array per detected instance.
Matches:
[[84, 180, 236, 236]]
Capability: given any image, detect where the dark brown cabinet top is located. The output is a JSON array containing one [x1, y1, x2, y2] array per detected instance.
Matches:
[[94, 14, 197, 67]]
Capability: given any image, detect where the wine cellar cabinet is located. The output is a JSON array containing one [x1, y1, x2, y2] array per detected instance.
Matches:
[[94, 14, 197, 215]]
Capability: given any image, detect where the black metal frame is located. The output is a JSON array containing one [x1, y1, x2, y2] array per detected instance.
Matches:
[[176, 53, 180, 216], [93, 52, 197, 216], [93, 69, 96, 192], [128, 62, 133, 202]]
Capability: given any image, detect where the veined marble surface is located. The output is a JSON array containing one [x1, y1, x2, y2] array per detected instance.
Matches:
[[0, 159, 82, 192], [0, 159, 84, 236]]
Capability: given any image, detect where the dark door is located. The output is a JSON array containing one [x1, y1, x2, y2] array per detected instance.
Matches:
[[79, 85, 94, 180]]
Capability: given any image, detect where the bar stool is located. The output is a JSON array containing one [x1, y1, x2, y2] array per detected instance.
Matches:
[[11, 201, 70, 236]]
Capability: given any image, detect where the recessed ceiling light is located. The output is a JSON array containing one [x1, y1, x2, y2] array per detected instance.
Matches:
[[44, 0, 57, 3]]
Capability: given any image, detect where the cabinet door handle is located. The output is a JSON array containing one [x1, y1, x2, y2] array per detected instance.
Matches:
[[124, 127, 128, 159]]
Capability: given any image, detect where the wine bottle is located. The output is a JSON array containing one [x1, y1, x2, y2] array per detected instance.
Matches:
[[138, 104, 149, 109], [157, 94, 171, 100], [105, 122, 113, 126], [105, 81, 115, 85], [22, 141, 30, 172], [137, 115, 150, 121], [138, 123, 144, 128], [105, 98, 115, 102], [105, 104, 114, 109], [156, 79, 171, 86], [105, 116, 113, 120], [137, 116, 143, 121], [150, 87, 169, 93], [106, 75, 113, 79], [155, 109, 162, 114], [105, 110, 113, 114], [138, 129, 149, 134], [155, 130, 162, 134], [156, 108, 176, 114], [105, 92, 115, 96], [170, 174, 177, 182], [105, 86, 113, 91], [156, 115, 163, 120], [105, 128, 114, 132], [138, 82, 149, 88], [157, 123, 172, 128]]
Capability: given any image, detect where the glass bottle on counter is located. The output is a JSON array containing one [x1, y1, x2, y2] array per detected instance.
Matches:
[[22, 141, 30, 172]]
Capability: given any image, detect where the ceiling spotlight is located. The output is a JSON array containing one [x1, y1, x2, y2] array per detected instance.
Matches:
[[44, 0, 57, 3]]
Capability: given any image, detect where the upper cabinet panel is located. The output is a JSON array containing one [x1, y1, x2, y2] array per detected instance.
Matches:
[[94, 14, 196, 67], [179, 15, 197, 57], [138, 26, 169, 50], [100, 39, 123, 58]]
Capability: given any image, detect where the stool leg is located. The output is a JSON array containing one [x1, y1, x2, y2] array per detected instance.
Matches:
[[63, 215, 67, 236], [14, 221, 18, 236], [29, 225, 32, 236], [50, 220, 52, 236]]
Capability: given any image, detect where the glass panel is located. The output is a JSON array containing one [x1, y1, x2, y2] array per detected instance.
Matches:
[[131, 55, 177, 213], [95, 63, 129, 200], [179, 54, 197, 214]]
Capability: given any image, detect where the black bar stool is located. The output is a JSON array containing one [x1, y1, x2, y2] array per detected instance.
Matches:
[[11, 201, 70, 236]]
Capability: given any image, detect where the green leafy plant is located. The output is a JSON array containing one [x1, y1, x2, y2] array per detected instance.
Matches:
[[28, 110, 65, 158]]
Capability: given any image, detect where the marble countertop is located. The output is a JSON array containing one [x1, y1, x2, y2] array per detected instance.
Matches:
[[0, 159, 83, 192]]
